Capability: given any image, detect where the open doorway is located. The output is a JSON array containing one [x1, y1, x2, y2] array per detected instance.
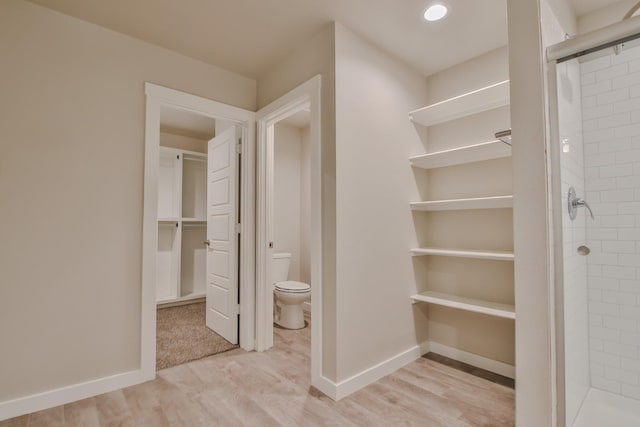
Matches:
[[141, 83, 256, 379], [155, 106, 239, 369], [255, 75, 329, 394]]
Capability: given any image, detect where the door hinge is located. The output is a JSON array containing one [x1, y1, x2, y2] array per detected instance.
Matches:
[[236, 304, 241, 315], [236, 139, 242, 154], [235, 223, 242, 233]]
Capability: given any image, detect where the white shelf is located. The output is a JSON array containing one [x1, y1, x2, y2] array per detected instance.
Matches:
[[182, 217, 206, 223], [411, 291, 515, 319], [410, 140, 511, 170], [409, 80, 510, 127], [158, 217, 179, 222], [411, 195, 513, 211], [411, 247, 514, 261]]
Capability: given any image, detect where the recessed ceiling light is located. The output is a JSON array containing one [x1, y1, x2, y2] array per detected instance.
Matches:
[[424, 4, 448, 22]]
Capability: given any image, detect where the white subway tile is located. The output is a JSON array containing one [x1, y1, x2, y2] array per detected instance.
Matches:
[[621, 332, 640, 345], [583, 95, 597, 108], [603, 240, 637, 253], [592, 375, 622, 393], [613, 71, 640, 90], [591, 362, 605, 377], [620, 280, 640, 293], [598, 137, 632, 153], [582, 55, 612, 74], [599, 112, 631, 129], [619, 254, 640, 267], [601, 215, 636, 227], [584, 80, 614, 96], [621, 383, 640, 399], [605, 365, 639, 385], [616, 123, 640, 138], [591, 349, 621, 367], [621, 305, 640, 320], [616, 149, 640, 164], [614, 96, 640, 113], [600, 164, 633, 177], [618, 202, 640, 214], [604, 315, 638, 331], [622, 357, 640, 372], [603, 265, 637, 279], [589, 227, 618, 240], [601, 189, 635, 202], [616, 175, 640, 189], [591, 302, 621, 316], [591, 313, 604, 326], [597, 88, 629, 105], [597, 63, 629, 82], [583, 103, 615, 120], [582, 72, 596, 85]]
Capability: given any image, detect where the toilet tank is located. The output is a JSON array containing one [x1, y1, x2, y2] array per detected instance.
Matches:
[[272, 253, 291, 283]]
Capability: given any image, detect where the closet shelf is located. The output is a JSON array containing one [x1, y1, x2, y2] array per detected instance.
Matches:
[[411, 291, 515, 319], [182, 217, 206, 223], [411, 247, 514, 261], [411, 195, 513, 211], [158, 217, 179, 223], [410, 140, 511, 170], [409, 80, 510, 127]]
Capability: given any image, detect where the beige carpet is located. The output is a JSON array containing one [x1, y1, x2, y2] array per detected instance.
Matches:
[[156, 302, 238, 370]]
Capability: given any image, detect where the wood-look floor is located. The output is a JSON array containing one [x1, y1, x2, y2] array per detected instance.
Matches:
[[1, 316, 514, 426]]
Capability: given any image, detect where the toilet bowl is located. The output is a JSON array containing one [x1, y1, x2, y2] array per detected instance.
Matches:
[[272, 253, 310, 329]]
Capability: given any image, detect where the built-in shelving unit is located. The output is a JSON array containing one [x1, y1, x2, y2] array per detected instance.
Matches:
[[410, 195, 513, 211], [410, 247, 514, 261], [408, 79, 515, 377], [410, 140, 511, 169], [409, 80, 510, 127], [410, 291, 515, 319], [157, 147, 207, 305]]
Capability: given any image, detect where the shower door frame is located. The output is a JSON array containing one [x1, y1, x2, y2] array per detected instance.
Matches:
[[546, 15, 640, 427]]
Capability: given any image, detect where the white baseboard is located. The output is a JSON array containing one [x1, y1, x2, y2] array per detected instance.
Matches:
[[311, 374, 338, 400], [0, 369, 152, 422], [427, 341, 515, 379], [334, 341, 430, 400]]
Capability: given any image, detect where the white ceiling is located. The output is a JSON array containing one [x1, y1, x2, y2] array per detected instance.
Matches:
[[571, 0, 630, 16], [24, 0, 626, 79], [26, 0, 508, 78]]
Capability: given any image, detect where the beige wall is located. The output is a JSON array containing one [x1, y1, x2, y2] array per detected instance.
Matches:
[[273, 122, 311, 283], [257, 23, 337, 380], [0, 0, 255, 402], [424, 47, 515, 365], [333, 24, 429, 380]]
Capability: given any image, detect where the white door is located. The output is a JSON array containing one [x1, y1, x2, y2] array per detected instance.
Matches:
[[205, 126, 239, 344]]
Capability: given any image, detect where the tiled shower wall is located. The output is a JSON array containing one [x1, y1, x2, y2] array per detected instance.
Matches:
[[581, 45, 640, 400]]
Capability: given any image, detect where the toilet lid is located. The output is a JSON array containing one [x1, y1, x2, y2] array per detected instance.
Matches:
[[275, 281, 310, 293]]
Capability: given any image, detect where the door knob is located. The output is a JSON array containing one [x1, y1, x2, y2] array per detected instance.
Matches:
[[204, 240, 211, 247]]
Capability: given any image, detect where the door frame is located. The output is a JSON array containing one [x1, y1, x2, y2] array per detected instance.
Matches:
[[142, 83, 255, 378], [255, 76, 323, 386]]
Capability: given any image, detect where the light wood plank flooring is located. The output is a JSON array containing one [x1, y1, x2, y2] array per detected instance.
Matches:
[[1, 316, 514, 426]]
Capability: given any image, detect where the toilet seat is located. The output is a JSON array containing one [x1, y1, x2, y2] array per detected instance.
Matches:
[[275, 281, 310, 293]]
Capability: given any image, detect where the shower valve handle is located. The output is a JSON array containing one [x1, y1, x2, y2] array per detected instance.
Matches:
[[568, 187, 594, 220], [573, 198, 594, 220]]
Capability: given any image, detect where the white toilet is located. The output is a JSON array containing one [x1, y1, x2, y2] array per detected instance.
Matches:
[[272, 253, 310, 329]]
